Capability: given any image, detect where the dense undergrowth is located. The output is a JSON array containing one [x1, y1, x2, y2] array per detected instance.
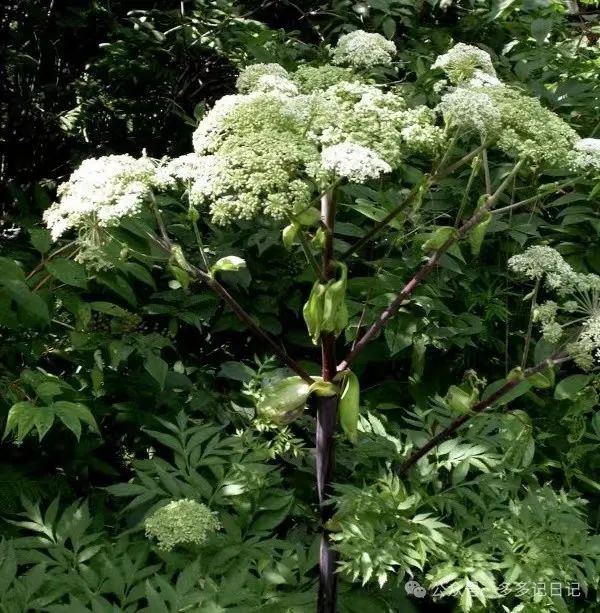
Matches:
[[2, 1, 600, 612]]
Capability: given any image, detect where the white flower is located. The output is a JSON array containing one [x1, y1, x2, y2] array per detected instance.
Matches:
[[43, 154, 155, 240], [571, 138, 600, 172], [192, 94, 249, 154], [154, 153, 223, 194], [437, 88, 501, 137], [253, 74, 299, 96], [508, 246, 574, 289], [145, 499, 220, 551], [320, 142, 392, 183], [188, 156, 225, 206], [568, 316, 600, 371], [236, 63, 290, 93], [432, 43, 496, 84], [465, 69, 503, 88], [332, 30, 397, 69]]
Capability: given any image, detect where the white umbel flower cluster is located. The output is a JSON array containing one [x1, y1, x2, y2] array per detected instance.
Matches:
[[144, 499, 220, 551], [43, 154, 155, 240], [571, 138, 600, 173], [432, 42, 496, 84], [153, 153, 221, 189], [192, 94, 249, 154], [332, 30, 397, 69], [253, 74, 299, 96], [437, 88, 501, 137], [508, 245, 575, 292], [569, 316, 600, 371], [236, 63, 290, 93], [320, 142, 392, 183]]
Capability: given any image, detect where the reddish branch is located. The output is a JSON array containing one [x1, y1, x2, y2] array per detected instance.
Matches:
[[337, 160, 524, 372], [398, 352, 567, 474]]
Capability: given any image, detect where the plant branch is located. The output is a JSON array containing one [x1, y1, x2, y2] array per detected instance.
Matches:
[[337, 160, 525, 371], [398, 352, 567, 474], [340, 143, 487, 260], [191, 264, 314, 384], [147, 206, 313, 384]]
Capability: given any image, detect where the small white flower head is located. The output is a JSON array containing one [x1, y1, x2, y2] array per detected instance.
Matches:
[[293, 64, 360, 93], [465, 69, 503, 88], [144, 499, 220, 551], [508, 246, 574, 290], [252, 74, 299, 96], [432, 43, 496, 84], [152, 153, 220, 190], [320, 142, 392, 183], [568, 316, 600, 371], [399, 106, 447, 156], [192, 94, 250, 154], [486, 87, 578, 167], [188, 155, 225, 207], [332, 30, 397, 69], [236, 63, 290, 93], [570, 138, 600, 173], [437, 88, 502, 137], [43, 154, 155, 240]]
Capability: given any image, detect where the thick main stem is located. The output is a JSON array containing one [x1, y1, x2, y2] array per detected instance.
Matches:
[[317, 190, 338, 613]]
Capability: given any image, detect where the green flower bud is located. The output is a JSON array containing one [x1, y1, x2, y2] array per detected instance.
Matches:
[[282, 223, 299, 250], [446, 384, 478, 413], [339, 370, 360, 442], [257, 376, 312, 425], [210, 256, 246, 276], [295, 206, 321, 226]]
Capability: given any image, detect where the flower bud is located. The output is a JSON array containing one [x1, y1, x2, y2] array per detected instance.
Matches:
[[257, 376, 312, 425]]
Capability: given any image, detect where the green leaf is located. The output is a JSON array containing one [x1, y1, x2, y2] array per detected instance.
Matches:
[[89, 301, 131, 318], [554, 374, 592, 400], [4, 401, 37, 441], [29, 228, 52, 254], [144, 354, 169, 390], [339, 371, 360, 442], [531, 17, 553, 44], [34, 409, 55, 441], [36, 381, 62, 403], [382, 17, 396, 38], [45, 258, 88, 289], [53, 401, 98, 440]]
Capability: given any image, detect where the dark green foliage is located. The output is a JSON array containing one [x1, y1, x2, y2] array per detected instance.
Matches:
[[2, 1, 600, 612]]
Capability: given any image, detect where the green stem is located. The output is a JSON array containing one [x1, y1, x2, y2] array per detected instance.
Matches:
[[521, 277, 540, 369]]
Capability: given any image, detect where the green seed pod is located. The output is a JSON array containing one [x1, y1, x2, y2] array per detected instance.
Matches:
[[339, 370, 360, 442], [257, 376, 311, 425], [303, 281, 327, 344]]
